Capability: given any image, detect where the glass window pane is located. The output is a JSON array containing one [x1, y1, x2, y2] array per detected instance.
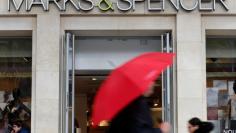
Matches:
[[0, 38, 32, 132], [206, 37, 236, 132]]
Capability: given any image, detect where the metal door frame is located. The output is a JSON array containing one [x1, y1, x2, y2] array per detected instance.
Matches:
[[60, 32, 75, 133], [60, 33, 176, 133], [161, 32, 175, 133]]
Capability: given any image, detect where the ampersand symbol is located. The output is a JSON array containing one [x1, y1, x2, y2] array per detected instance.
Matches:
[[97, 0, 114, 11]]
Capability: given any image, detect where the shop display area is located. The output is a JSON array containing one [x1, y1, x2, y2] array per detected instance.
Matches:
[[0, 38, 32, 132], [206, 37, 236, 132]]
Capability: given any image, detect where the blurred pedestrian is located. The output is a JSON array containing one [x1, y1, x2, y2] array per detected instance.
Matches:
[[107, 84, 156, 133], [92, 52, 175, 128], [188, 117, 214, 133], [11, 120, 29, 133], [188, 117, 201, 133], [195, 121, 214, 133], [107, 96, 155, 133], [107, 84, 171, 133]]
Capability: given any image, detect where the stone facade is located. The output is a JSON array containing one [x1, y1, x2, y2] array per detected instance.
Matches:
[[1, 0, 236, 133]]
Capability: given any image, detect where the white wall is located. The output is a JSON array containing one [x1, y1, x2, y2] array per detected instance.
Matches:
[[176, 13, 206, 133], [75, 37, 162, 70]]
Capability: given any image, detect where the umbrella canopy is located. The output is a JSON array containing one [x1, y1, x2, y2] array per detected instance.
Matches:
[[92, 52, 175, 126]]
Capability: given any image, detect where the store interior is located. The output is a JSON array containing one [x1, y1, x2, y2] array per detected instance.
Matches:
[[206, 37, 236, 132], [0, 37, 32, 132], [74, 73, 162, 133], [73, 36, 164, 133]]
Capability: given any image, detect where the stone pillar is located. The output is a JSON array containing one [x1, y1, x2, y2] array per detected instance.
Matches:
[[34, 13, 60, 133], [176, 13, 207, 133]]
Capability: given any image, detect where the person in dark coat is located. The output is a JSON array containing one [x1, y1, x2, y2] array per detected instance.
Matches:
[[107, 96, 156, 133], [154, 128, 162, 133]]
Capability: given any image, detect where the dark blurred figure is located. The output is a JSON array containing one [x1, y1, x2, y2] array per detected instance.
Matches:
[[107, 96, 156, 133], [188, 118, 201, 133], [188, 117, 214, 133], [11, 120, 29, 133], [195, 122, 214, 133], [107, 84, 172, 133]]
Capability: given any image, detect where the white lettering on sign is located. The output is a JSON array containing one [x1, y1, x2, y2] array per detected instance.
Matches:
[[8, 0, 229, 12], [223, 129, 236, 133]]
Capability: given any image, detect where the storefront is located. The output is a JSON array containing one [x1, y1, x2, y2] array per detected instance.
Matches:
[[0, 0, 235, 133], [60, 32, 175, 133]]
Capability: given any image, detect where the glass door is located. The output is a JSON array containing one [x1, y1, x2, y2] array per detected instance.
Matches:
[[61, 33, 75, 133], [161, 33, 175, 132], [61, 33, 175, 133]]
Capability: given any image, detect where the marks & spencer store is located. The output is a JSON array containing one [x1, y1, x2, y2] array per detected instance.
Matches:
[[0, 0, 235, 133]]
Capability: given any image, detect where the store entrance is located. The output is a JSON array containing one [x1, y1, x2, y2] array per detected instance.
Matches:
[[61, 32, 174, 133]]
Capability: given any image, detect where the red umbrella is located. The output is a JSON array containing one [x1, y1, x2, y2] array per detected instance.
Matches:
[[92, 52, 175, 126]]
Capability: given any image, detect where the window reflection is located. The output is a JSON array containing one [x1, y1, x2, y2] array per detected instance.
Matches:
[[0, 38, 32, 132], [206, 38, 236, 132]]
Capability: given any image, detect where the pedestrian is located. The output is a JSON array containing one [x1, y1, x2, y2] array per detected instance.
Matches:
[[188, 117, 201, 133], [107, 84, 172, 133], [11, 120, 29, 133], [107, 84, 156, 133], [194, 121, 214, 133], [188, 117, 214, 133], [107, 96, 156, 133]]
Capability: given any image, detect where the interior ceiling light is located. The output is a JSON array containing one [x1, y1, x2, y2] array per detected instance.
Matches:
[[92, 78, 97, 81]]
